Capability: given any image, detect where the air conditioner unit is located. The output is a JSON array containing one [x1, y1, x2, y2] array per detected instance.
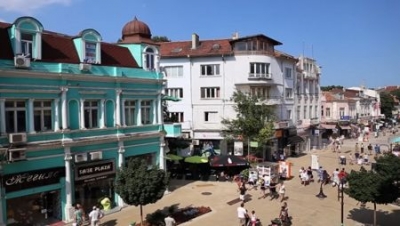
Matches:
[[79, 63, 92, 71], [90, 151, 103, 161], [75, 153, 88, 163], [192, 140, 200, 146], [14, 56, 31, 68], [9, 133, 27, 144], [8, 148, 27, 162]]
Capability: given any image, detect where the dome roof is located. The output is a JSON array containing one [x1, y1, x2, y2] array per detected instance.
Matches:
[[122, 16, 151, 39]]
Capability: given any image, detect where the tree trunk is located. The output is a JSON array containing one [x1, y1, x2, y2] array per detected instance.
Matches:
[[373, 202, 377, 226], [140, 204, 143, 226]]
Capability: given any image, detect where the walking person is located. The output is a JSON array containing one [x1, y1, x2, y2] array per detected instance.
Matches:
[[73, 204, 83, 226], [89, 206, 100, 226], [278, 181, 286, 202], [250, 210, 258, 226], [259, 178, 266, 199], [269, 180, 278, 200], [237, 203, 248, 226], [164, 214, 176, 226], [332, 168, 340, 187], [239, 182, 247, 202], [360, 143, 364, 154]]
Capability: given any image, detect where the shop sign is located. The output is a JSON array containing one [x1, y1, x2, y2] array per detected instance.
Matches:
[[2, 167, 65, 193], [75, 160, 115, 182]]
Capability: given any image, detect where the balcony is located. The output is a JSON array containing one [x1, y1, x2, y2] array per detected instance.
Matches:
[[248, 73, 272, 80], [163, 123, 182, 138], [303, 71, 318, 79], [258, 97, 282, 105]]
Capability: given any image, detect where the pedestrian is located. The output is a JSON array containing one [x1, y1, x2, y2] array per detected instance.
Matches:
[[164, 214, 176, 226], [332, 168, 340, 187], [269, 180, 278, 200], [237, 203, 248, 226], [355, 143, 359, 153], [73, 204, 83, 226], [317, 166, 323, 182], [278, 181, 286, 202], [259, 178, 266, 199], [239, 182, 247, 202], [88, 206, 100, 226], [374, 144, 380, 155], [368, 143, 373, 155], [250, 210, 257, 226], [360, 143, 364, 154], [307, 166, 314, 182]]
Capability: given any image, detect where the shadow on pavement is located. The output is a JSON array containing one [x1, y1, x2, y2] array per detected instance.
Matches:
[[101, 219, 117, 226], [168, 179, 197, 191], [348, 207, 400, 225]]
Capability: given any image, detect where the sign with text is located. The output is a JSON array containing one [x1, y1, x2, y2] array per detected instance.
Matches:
[[2, 167, 65, 193], [75, 160, 115, 181]]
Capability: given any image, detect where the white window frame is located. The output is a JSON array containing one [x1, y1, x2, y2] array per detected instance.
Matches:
[[141, 100, 152, 125], [84, 41, 97, 63], [204, 111, 218, 123], [5, 100, 26, 133], [249, 63, 270, 78], [165, 88, 183, 98], [303, 107, 307, 119], [84, 100, 99, 129], [200, 87, 220, 99], [164, 66, 183, 77], [339, 107, 345, 118], [169, 112, 184, 122], [250, 86, 270, 98], [124, 100, 136, 126], [34, 100, 52, 132], [285, 88, 293, 99], [326, 108, 331, 117], [200, 64, 220, 76], [309, 106, 313, 119], [296, 106, 301, 121], [286, 110, 292, 120], [21, 33, 33, 56], [143, 47, 157, 71]]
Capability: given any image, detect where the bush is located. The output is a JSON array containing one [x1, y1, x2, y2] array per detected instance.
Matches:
[[240, 168, 249, 181], [145, 209, 166, 226]]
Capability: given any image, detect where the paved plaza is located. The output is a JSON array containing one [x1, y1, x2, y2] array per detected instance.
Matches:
[[93, 134, 400, 226]]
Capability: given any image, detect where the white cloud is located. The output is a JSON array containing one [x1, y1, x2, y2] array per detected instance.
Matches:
[[0, 0, 72, 14]]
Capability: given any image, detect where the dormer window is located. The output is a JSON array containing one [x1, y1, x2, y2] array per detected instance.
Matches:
[[84, 42, 97, 63], [143, 46, 159, 71], [12, 17, 43, 59], [77, 29, 102, 64]]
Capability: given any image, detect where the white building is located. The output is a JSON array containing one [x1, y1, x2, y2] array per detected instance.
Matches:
[[346, 86, 382, 119], [160, 33, 297, 152]]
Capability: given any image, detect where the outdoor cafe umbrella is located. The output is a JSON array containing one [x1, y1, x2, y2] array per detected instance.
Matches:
[[209, 155, 250, 167], [184, 156, 209, 164], [166, 154, 183, 161]]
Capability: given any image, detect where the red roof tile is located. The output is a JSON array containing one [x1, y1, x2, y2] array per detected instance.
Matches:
[[40, 33, 80, 63], [101, 42, 139, 67], [160, 39, 233, 58], [0, 23, 14, 60]]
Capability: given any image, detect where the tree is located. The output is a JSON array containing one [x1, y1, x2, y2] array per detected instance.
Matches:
[[320, 85, 344, 91], [115, 158, 169, 225], [374, 153, 400, 185], [152, 36, 171, 42], [221, 90, 275, 153], [379, 92, 394, 118]]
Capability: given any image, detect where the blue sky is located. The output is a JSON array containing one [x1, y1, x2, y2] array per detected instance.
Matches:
[[0, 0, 399, 88]]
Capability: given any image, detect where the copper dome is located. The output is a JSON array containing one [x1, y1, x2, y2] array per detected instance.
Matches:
[[122, 16, 151, 39]]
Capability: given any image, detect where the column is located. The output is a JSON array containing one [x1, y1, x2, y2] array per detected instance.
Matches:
[[115, 89, 122, 126], [54, 99, 60, 131], [121, 99, 126, 126], [0, 99, 5, 135], [152, 99, 157, 124], [157, 94, 162, 124], [99, 99, 105, 128], [28, 99, 35, 133], [64, 147, 74, 222], [137, 100, 142, 126], [117, 141, 125, 207], [159, 136, 170, 194], [79, 99, 85, 129], [61, 87, 68, 130]]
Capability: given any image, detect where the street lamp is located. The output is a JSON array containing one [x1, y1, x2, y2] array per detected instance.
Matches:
[[338, 180, 345, 226], [316, 180, 327, 199]]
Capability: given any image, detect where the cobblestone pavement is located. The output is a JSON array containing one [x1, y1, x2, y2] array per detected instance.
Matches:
[[83, 132, 400, 226]]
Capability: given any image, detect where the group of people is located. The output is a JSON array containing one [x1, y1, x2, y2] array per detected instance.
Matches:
[[298, 166, 314, 186], [73, 204, 104, 226]]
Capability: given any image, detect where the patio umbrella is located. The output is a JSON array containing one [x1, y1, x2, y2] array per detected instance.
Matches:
[[391, 137, 400, 143], [166, 154, 183, 161], [184, 156, 209, 164], [210, 155, 249, 167], [162, 95, 181, 102]]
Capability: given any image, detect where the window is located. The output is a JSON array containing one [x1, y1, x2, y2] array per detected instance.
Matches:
[[200, 64, 220, 76], [303, 107, 307, 119], [204, 111, 218, 122], [165, 88, 183, 98], [84, 42, 97, 63], [296, 106, 301, 120], [141, 100, 152, 125], [326, 108, 331, 117], [5, 101, 26, 133], [144, 48, 156, 70], [164, 66, 183, 77], [285, 88, 293, 99], [309, 106, 313, 118], [250, 86, 270, 98], [321, 106, 324, 117], [249, 63, 270, 78], [124, 100, 136, 126], [21, 33, 33, 56], [314, 106, 318, 119], [339, 107, 345, 118], [169, 112, 184, 122], [286, 110, 292, 120], [34, 100, 52, 132], [285, 67, 292, 79], [84, 101, 98, 128], [200, 87, 220, 99]]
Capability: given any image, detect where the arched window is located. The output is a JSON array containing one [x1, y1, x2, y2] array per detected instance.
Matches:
[[143, 47, 158, 71], [13, 17, 44, 59]]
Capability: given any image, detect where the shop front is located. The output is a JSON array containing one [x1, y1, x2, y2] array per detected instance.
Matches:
[[74, 160, 116, 212], [3, 167, 65, 225]]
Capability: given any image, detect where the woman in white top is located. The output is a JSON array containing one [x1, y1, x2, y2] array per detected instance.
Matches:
[[332, 168, 340, 187], [278, 181, 286, 202]]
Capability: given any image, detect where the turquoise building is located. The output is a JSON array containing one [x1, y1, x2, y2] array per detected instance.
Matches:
[[0, 16, 179, 225]]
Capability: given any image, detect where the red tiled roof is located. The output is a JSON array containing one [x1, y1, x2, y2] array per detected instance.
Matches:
[[160, 39, 233, 58], [230, 34, 282, 45], [0, 21, 139, 68]]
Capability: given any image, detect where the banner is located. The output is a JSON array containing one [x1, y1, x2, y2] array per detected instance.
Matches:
[[311, 154, 319, 170], [234, 141, 243, 156]]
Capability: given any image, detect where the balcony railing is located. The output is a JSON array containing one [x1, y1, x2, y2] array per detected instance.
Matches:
[[258, 97, 282, 105], [248, 73, 272, 80]]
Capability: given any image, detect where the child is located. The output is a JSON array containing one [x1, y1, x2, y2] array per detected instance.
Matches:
[[250, 210, 257, 226]]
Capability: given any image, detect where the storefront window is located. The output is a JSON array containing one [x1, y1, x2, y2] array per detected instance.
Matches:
[[75, 178, 115, 213], [7, 190, 62, 225], [125, 153, 156, 168]]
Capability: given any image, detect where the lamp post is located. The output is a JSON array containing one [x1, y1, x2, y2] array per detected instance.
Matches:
[[316, 180, 327, 199], [339, 179, 345, 226]]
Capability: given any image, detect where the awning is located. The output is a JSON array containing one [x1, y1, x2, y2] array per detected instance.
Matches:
[[339, 125, 351, 130], [287, 135, 305, 145], [320, 124, 336, 129], [162, 95, 181, 102]]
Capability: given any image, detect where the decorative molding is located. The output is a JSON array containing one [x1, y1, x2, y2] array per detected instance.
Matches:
[[78, 91, 106, 95], [0, 89, 60, 94]]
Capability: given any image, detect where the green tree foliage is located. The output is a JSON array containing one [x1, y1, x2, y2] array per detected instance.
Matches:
[[374, 153, 400, 184], [390, 89, 400, 100], [221, 90, 275, 145], [115, 158, 169, 225], [379, 92, 394, 118], [152, 36, 171, 42], [320, 85, 344, 91]]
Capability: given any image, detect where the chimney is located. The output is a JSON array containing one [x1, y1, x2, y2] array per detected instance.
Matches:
[[191, 33, 199, 49], [232, 32, 239, 40]]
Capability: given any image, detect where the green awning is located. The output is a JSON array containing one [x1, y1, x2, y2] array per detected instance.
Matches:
[[162, 95, 181, 102]]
